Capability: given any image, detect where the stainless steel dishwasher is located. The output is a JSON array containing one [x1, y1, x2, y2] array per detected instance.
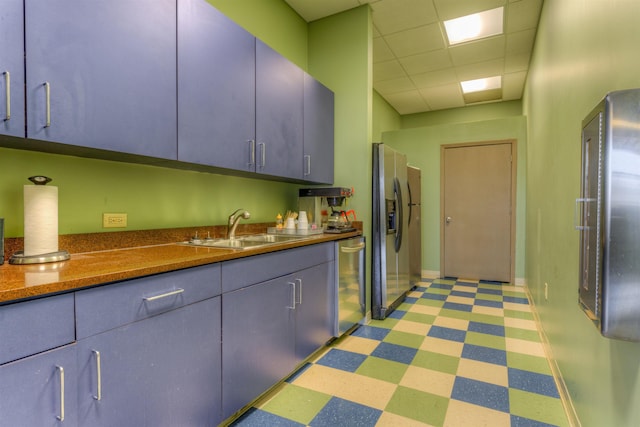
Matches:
[[333, 236, 366, 337]]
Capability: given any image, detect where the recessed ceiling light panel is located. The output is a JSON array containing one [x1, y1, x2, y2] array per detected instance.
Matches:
[[460, 76, 502, 94], [444, 7, 504, 45]]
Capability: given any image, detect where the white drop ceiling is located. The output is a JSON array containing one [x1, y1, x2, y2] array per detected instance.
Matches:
[[284, 0, 543, 115]]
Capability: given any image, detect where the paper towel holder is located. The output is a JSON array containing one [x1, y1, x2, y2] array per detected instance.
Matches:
[[9, 175, 70, 265]]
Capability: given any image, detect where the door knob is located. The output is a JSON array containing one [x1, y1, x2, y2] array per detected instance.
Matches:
[[446, 216, 452, 224]]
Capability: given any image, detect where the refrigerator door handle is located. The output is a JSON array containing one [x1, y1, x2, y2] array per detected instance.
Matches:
[[394, 177, 404, 253]]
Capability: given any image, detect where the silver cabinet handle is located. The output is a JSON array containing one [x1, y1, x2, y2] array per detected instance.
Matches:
[[143, 288, 184, 302], [3, 71, 9, 121], [248, 139, 255, 166], [304, 155, 311, 176], [287, 282, 296, 309], [44, 82, 51, 128], [296, 278, 302, 305], [92, 350, 102, 401], [259, 142, 266, 167], [56, 366, 65, 421]]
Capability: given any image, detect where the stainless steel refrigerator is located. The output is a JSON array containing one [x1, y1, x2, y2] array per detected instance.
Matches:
[[407, 166, 422, 285], [372, 143, 411, 319], [577, 88, 640, 341]]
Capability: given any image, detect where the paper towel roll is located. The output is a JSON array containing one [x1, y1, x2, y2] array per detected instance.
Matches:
[[24, 185, 59, 256]]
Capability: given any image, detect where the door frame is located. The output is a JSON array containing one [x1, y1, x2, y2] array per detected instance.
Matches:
[[439, 139, 517, 283]]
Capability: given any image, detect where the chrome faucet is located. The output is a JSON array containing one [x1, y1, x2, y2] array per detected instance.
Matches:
[[227, 209, 251, 239]]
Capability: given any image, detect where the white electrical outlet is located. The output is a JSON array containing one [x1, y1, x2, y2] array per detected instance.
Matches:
[[103, 213, 128, 228]]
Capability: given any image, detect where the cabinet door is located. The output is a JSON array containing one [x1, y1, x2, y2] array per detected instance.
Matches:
[[222, 278, 296, 419], [25, 0, 177, 159], [0, 0, 24, 138], [295, 262, 334, 362], [77, 297, 222, 427], [255, 40, 304, 180], [0, 345, 77, 427], [303, 74, 334, 184], [178, 0, 256, 171]]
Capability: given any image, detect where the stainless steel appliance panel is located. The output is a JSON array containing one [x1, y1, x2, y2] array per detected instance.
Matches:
[[334, 237, 365, 337], [408, 166, 422, 285], [372, 143, 412, 319], [578, 88, 640, 341]]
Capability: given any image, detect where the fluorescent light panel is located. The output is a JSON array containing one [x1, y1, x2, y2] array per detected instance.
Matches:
[[444, 7, 504, 45], [461, 76, 502, 94]]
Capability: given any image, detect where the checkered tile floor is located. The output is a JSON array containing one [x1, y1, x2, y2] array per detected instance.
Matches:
[[230, 278, 570, 427]]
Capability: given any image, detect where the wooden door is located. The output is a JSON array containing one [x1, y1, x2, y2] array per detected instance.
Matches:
[[441, 141, 515, 282]]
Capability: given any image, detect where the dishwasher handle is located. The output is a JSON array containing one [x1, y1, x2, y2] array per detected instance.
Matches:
[[340, 242, 365, 253]]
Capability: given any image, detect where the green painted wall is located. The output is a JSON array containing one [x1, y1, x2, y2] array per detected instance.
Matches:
[[373, 90, 401, 141], [382, 116, 527, 281], [402, 100, 523, 129], [524, 1, 640, 425]]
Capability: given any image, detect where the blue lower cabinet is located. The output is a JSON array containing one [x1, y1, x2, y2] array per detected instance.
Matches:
[[0, 344, 78, 427], [76, 297, 222, 427]]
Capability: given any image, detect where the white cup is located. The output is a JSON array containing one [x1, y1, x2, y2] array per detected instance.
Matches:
[[298, 211, 308, 222], [285, 218, 296, 229]]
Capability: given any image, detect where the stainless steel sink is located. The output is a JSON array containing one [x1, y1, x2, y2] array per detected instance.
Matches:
[[180, 233, 309, 250]]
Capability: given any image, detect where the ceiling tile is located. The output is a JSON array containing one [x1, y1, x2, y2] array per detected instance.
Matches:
[[502, 71, 527, 100], [506, 0, 543, 33], [383, 23, 445, 58], [505, 52, 530, 73], [411, 68, 459, 88], [398, 49, 452, 74], [373, 60, 407, 82], [433, 0, 506, 21], [374, 76, 416, 95], [506, 29, 536, 54], [384, 90, 431, 114], [420, 84, 465, 110], [455, 58, 504, 81], [371, 0, 438, 35], [449, 36, 505, 66], [373, 37, 395, 63]]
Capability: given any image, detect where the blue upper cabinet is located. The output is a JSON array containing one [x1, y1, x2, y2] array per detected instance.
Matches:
[[256, 40, 304, 180], [178, 0, 256, 172], [303, 74, 335, 184], [24, 0, 177, 160], [0, 0, 25, 138]]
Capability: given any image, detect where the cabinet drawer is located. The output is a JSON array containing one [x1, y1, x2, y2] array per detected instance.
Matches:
[[76, 264, 221, 339], [0, 293, 75, 365], [222, 242, 334, 293]]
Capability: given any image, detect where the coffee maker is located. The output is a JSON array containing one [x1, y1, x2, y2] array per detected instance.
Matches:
[[298, 187, 356, 233]]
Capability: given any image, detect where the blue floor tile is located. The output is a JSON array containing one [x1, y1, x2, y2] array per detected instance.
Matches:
[[504, 296, 529, 304], [468, 321, 506, 337], [443, 301, 473, 312], [462, 343, 507, 366], [430, 283, 454, 290], [480, 280, 505, 285], [452, 377, 510, 413], [351, 325, 390, 341], [232, 408, 305, 426], [474, 299, 504, 308], [404, 296, 418, 304], [316, 349, 367, 372], [388, 309, 406, 319], [456, 281, 478, 288], [510, 415, 560, 427], [422, 292, 448, 301], [450, 290, 476, 298], [508, 368, 560, 398], [371, 342, 418, 364], [309, 397, 382, 427], [477, 288, 503, 296], [428, 325, 467, 342]]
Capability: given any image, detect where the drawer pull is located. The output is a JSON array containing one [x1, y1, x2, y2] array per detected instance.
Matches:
[[296, 278, 302, 305], [3, 71, 9, 121], [44, 82, 51, 128], [248, 139, 255, 166], [304, 155, 311, 176], [143, 288, 185, 302], [56, 366, 65, 421], [92, 350, 102, 401], [287, 282, 296, 309]]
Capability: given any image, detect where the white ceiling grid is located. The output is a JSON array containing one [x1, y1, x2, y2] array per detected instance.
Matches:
[[284, 0, 543, 115]]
